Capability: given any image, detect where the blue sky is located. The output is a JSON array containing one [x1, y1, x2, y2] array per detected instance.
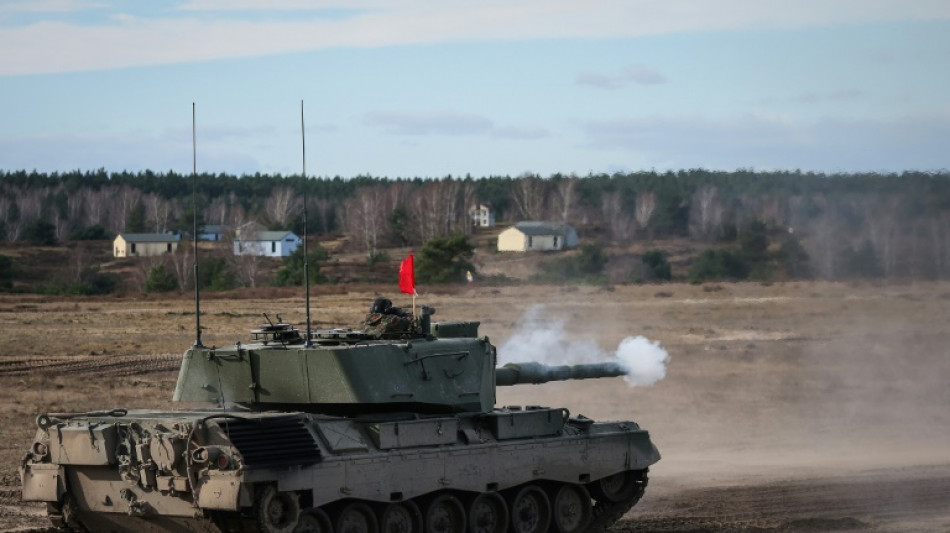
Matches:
[[1, 0, 948, 177]]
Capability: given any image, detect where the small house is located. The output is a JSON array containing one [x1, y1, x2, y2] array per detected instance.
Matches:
[[199, 224, 230, 241], [114, 233, 181, 257], [233, 230, 301, 257], [469, 204, 495, 227], [497, 221, 578, 252]]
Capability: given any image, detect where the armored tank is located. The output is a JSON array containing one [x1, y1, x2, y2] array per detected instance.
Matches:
[[21, 299, 660, 533]]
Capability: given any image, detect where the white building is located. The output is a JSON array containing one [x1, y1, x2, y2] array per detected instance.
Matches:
[[469, 204, 495, 227], [113, 233, 181, 257], [497, 222, 579, 252], [233, 230, 302, 257]]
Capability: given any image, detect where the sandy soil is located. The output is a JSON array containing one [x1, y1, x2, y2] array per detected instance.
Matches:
[[0, 281, 948, 532]]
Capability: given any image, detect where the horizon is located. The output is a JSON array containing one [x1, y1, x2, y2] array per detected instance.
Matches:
[[4, 167, 948, 181]]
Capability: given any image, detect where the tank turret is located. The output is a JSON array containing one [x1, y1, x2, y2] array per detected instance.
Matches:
[[22, 297, 660, 533], [171, 305, 631, 416]]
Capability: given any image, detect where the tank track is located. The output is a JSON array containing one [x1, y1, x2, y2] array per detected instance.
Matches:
[[33, 471, 649, 533], [586, 471, 648, 533]]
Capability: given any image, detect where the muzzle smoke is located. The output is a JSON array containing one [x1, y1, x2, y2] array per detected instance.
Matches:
[[498, 306, 670, 387]]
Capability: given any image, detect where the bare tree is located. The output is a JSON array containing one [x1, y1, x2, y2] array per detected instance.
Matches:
[[225, 207, 263, 288], [231, 250, 264, 288], [933, 212, 950, 278], [689, 185, 724, 241], [45, 184, 72, 242], [408, 187, 438, 243], [146, 194, 176, 233], [16, 187, 43, 229], [227, 201, 247, 229], [450, 180, 475, 235], [863, 194, 901, 277], [67, 191, 85, 230], [115, 186, 143, 232], [510, 174, 547, 220], [553, 177, 577, 223], [52, 210, 70, 242], [406, 180, 473, 243], [635, 191, 656, 235], [802, 195, 865, 280], [342, 187, 386, 253], [312, 197, 335, 234], [168, 242, 194, 291], [601, 191, 635, 241], [203, 195, 230, 227], [0, 196, 19, 242], [265, 186, 302, 228], [81, 188, 111, 231]]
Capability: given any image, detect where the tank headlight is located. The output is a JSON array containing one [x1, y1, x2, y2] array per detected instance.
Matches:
[[192, 447, 210, 463], [31, 441, 48, 459], [194, 446, 233, 469]]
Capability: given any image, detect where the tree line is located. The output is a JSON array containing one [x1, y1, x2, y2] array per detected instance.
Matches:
[[2, 168, 950, 280]]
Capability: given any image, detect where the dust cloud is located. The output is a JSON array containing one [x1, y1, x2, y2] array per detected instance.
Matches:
[[497, 305, 670, 387], [489, 284, 950, 532]]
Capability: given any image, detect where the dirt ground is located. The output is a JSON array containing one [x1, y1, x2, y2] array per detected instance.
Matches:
[[0, 281, 948, 532]]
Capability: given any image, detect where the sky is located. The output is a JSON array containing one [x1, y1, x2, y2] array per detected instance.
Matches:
[[1, 0, 949, 178]]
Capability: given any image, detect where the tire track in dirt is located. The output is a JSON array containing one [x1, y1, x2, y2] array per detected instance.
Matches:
[[0, 473, 48, 533], [0, 353, 180, 377], [620, 466, 950, 532], [7, 468, 947, 532]]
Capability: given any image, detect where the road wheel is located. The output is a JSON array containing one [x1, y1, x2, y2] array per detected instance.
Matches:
[[466, 492, 508, 533], [550, 484, 592, 533], [378, 501, 422, 533], [295, 507, 334, 533], [257, 485, 301, 533], [506, 485, 551, 533], [337, 502, 379, 533], [423, 493, 466, 533]]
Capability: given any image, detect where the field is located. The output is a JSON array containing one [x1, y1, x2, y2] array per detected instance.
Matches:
[[0, 281, 948, 532]]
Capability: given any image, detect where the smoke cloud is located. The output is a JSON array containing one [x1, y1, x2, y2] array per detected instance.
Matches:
[[498, 306, 670, 387]]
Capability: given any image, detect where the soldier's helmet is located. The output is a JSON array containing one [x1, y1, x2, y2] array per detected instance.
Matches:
[[370, 297, 393, 314]]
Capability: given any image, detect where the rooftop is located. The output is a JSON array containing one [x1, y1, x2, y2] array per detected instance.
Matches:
[[116, 233, 181, 243], [512, 221, 574, 236]]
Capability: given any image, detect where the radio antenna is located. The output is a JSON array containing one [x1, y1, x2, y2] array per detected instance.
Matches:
[[301, 100, 313, 348], [192, 102, 204, 348]]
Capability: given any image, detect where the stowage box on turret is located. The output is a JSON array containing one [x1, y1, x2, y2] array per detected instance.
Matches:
[[21, 299, 660, 533]]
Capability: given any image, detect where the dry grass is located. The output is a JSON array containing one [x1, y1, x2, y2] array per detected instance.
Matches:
[[1, 280, 949, 531]]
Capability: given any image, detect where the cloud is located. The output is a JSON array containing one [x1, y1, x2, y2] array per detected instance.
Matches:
[[3, 0, 950, 75], [581, 112, 950, 172], [0, 0, 104, 14], [492, 126, 549, 140], [576, 64, 667, 89], [177, 0, 367, 11], [365, 110, 493, 136], [787, 90, 864, 104], [364, 109, 548, 140], [176, 0, 366, 20], [174, 124, 278, 143], [759, 89, 865, 105]]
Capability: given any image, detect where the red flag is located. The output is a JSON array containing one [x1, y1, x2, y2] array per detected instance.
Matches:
[[399, 254, 416, 295]]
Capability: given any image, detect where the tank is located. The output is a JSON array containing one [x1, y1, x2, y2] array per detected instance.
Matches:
[[20, 299, 660, 533]]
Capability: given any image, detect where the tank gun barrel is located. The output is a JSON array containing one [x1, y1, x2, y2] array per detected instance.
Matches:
[[495, 361, 626, 386]]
